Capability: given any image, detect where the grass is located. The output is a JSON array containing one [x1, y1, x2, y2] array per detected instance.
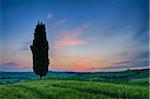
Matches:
[[0, 79, 149, 99]]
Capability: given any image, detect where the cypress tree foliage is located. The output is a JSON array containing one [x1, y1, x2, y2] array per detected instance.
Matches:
[[30, 22, 49, 78]]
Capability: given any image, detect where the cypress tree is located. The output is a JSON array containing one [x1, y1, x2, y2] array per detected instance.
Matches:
[[30, 22, 49, 78]]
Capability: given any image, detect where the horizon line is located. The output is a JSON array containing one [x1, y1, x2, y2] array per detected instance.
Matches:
[[0, 67, 149, 73]]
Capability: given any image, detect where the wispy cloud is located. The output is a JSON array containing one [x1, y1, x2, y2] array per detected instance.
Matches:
[[51, 19, 67, 28], [47, 13, 53, 19], [88, 65, 149, 72], [87, 62, 149, 72], [116, 50, 149, 67], [86, 49, 149, 72], [20, 41, 32, 51], [86, 37, 97, 41], [54, 37, 87, 48], [59, 19, 67, 24], [130, 27, 149, 47], [0, 62, 30, 71], [54, 23, 91, 48]]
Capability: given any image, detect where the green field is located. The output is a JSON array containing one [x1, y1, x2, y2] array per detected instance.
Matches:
[[0, 79, 149, 99], [0, 69, 149, 99]]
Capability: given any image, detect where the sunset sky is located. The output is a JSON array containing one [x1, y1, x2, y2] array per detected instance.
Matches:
[[0, 0, 149, 72]]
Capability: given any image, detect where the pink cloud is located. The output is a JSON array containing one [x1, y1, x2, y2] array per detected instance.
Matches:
[[51, 58, 101, 72], [54, 36, 87, 48], [47, 13, 53, 19], [54, 23, 90, 48], [71, 22, 90, 36]]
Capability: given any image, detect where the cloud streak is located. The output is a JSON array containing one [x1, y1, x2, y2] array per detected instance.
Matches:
[[88, 65, 149, 72], [54, 37, 87, 48], [47, 13, 53, 19], [0, 62, 30, 71], [51, 19, 67, 28], [20, 41, 32, 51], [54, 23, 91, 48]]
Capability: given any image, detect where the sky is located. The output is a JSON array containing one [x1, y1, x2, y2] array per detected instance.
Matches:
[[0, 0, 149, 72]]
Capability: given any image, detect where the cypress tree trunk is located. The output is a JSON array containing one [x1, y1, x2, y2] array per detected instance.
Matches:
[[30, 22, 49, 78]]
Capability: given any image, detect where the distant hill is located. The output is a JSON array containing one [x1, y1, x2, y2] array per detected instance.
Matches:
[[0, 68, 149, 85]]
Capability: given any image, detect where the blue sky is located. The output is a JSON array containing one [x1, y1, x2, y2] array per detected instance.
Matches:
[[0, 0, 149, 72]]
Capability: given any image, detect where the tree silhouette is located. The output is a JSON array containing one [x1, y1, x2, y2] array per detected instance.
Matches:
[[30, 22, 49, 78]]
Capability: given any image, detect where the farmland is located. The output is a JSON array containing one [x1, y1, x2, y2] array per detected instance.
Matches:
[[0, 69, 149, 99]]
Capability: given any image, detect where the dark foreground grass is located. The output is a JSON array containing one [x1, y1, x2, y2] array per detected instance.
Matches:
[[0, 79, 149, 99]]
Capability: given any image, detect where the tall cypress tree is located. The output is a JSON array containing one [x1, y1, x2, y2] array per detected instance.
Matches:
[[30, 22, 49, 78]]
